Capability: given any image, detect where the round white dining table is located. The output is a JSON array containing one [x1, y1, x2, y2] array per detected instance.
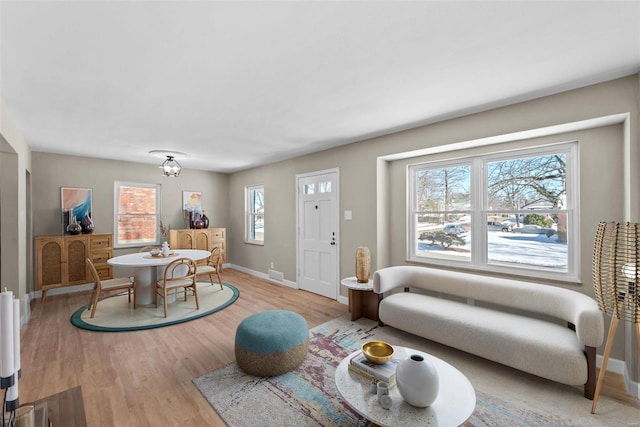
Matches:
[[108, 249, 211, 305]]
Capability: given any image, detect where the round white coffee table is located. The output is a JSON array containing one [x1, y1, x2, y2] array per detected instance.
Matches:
[[335, 346, 476, 426]]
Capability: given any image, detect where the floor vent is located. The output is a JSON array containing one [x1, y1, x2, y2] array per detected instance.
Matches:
[[268, 269, 284, 281]]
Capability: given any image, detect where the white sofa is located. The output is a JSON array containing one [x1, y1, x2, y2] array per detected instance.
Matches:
[[373, 266, 604, 399]]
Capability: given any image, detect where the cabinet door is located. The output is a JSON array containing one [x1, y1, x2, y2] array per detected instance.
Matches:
[[36, 238, 65, 290], [194, 229, 211, 251], [65, 236, 89, 284], [176, 230, 194, 249]]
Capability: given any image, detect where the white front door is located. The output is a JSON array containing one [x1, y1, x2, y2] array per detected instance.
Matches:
[[296, 169, 339, 299]]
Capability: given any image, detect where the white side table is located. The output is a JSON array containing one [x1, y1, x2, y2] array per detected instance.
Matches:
[[341, 277, 379, 321]]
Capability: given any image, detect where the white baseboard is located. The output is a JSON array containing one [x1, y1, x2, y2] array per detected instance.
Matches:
[[597, 354, 626, 374], [228, 264, 298, 289], [29, 282, 94, 303], [594, 354, 638, 398]]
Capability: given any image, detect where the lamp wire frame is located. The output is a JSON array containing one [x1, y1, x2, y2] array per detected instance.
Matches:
[[590, 221, 640, 414], [592, 221, 640, 324]]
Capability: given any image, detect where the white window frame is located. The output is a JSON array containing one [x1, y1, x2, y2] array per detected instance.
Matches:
[[245, 184, 264, 245], [408, 142, 579, 282], [114, 181, 162, 249]]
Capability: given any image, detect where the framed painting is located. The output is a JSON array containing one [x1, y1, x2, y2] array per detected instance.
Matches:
[[183, 191, 202, 217], [61, 187, 92, 233]]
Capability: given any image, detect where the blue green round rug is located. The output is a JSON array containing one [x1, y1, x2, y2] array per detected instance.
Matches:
[[71, 282, 239, 332]]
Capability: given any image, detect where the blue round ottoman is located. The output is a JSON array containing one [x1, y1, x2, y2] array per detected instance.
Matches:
[[235, 310, 309, 376]]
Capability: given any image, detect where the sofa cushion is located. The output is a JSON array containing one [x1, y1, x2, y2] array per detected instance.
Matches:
[[379, 292, 588, 386], [374, 266, 604, 347]]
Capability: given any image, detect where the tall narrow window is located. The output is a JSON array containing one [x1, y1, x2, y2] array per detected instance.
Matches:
[[246, 185, 264, 244], [114, 182, 161, 248]]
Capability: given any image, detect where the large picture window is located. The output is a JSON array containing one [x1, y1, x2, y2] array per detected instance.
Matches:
[[245, 185, 264, 244], [114, 182, 161, 248], [409, 143, 577, 280]]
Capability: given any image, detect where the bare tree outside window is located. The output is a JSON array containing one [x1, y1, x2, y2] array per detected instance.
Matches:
[[409, 143, 576, 280]]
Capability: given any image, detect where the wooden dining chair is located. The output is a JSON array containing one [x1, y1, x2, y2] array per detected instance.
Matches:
[[155, 257, 199, 318], [196, 246, 224, 290], [86, 258, 136, 318]]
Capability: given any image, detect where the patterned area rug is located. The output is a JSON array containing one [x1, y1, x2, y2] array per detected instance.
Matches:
[[193, 316, 628, 426], [71, 282, 239, 332]]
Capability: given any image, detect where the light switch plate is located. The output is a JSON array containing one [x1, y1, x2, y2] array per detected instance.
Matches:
[[344, 210, 352, 220]]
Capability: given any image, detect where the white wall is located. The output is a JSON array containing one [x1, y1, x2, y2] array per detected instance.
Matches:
[[0, 98, 33, 322]]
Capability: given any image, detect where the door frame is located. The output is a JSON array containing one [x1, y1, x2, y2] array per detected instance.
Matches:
[[295, 168, 340, 299]]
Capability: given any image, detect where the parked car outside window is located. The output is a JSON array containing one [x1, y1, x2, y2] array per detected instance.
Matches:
[[487, 221, 513, 232], [512, 224, 556, 237], [443, 224, 466, 235]]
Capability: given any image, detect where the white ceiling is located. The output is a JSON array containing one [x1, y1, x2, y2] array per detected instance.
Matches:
[[2, 1, 639, 173]]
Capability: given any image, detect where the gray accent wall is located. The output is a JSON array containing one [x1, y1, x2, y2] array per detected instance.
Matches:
[[31, 152, 229, 278]]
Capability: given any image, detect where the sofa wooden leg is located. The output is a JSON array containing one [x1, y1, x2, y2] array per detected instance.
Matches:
[[583, 345, 596, 400]]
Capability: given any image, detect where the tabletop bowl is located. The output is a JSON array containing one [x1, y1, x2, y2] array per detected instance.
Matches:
[[362, 341, 394, 364], [150, 249, 161, 256]]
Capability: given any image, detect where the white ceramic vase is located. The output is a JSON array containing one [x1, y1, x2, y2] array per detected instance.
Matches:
[[396, 354, 439, 407], [161, 241, 170, 256]]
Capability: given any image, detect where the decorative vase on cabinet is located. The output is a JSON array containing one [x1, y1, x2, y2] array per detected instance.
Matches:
[[193, 216, 205, 229], [201, 211, 209, 229], [66, 208, 82, 235], [80, 214, 95, 234], [395, 354, 440, 407]]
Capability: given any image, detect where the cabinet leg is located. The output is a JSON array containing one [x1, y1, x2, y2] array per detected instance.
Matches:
[[40, 290, 48, 303]]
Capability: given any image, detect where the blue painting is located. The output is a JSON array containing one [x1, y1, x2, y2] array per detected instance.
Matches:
[[61, 187, 92, 232]]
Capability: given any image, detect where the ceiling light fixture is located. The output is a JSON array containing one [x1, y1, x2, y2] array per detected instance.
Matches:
[[161, 155, 181, 177], [149, 150, 189, 177]]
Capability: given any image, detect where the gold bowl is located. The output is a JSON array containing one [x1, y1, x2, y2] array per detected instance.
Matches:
[[362, 341, 394, 364]]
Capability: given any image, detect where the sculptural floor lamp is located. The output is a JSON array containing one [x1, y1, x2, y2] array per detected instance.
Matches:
[[591, 221, 640, 414]]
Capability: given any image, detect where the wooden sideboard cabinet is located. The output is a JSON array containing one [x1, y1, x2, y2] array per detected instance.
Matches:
[[169, 228, 226, 266], [35, 233, 113, 302]]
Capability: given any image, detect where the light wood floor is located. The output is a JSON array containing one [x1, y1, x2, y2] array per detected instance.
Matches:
[[19, 268, 638, 426]]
